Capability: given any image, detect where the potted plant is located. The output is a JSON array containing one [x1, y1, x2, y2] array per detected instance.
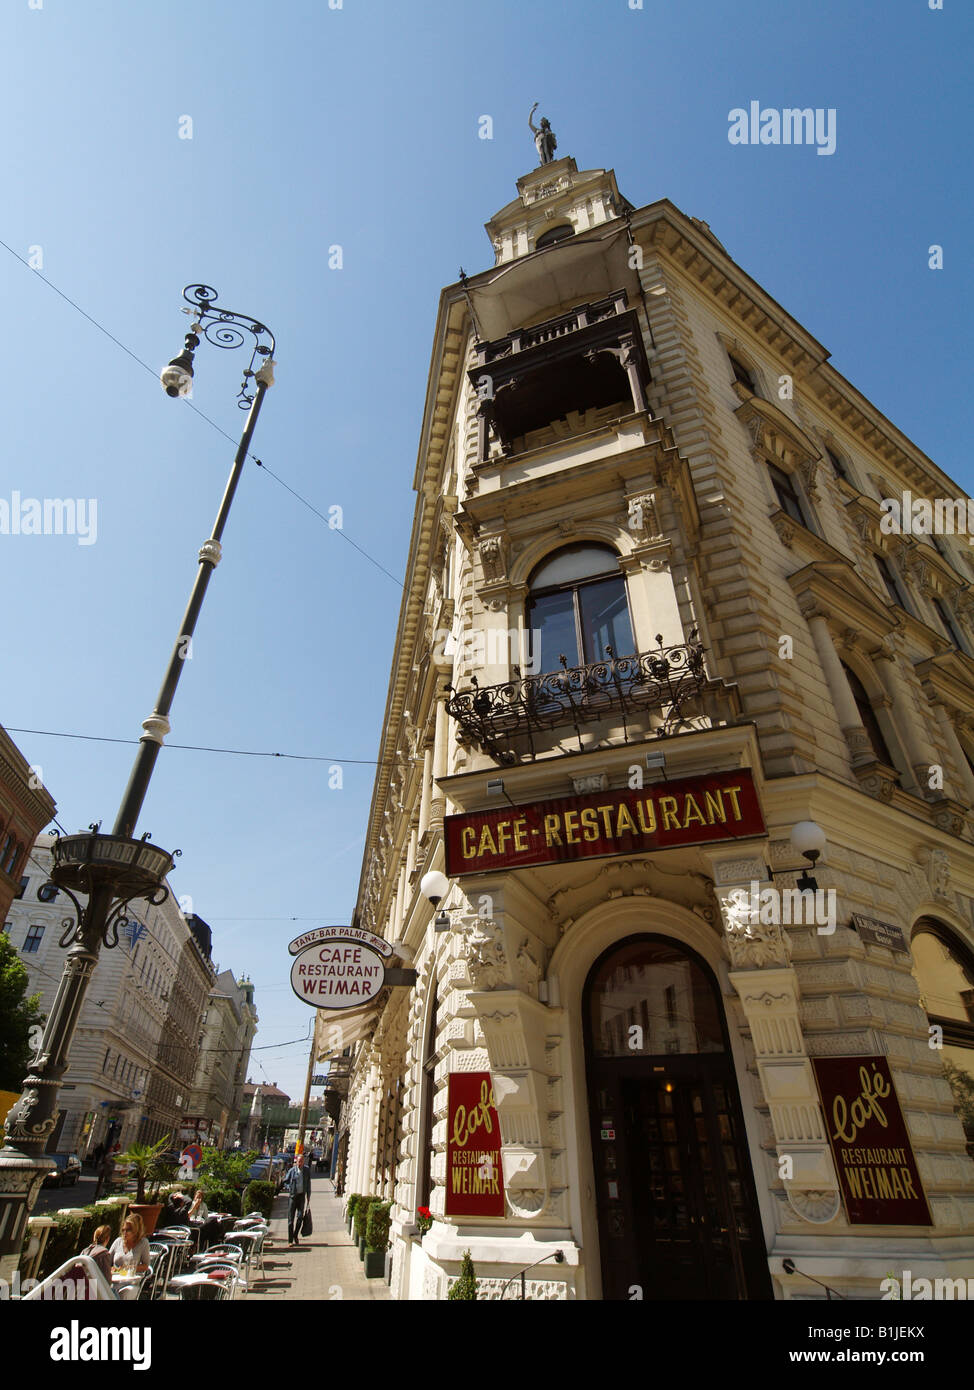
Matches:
[[115, 1135, 176, 1236], [416, 1205, 433, 1237], [448, 1249, 479, 1300], [364, 1200, 391, 1278], [354, 1195, 376, 1260], [346, 1193, 361, 1237]]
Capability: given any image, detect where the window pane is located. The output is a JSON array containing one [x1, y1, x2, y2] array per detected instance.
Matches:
[[578, 576, 635, 662], [589, 940, 724, 1057], [529, 544, 621, 590], [527, 590, 578, 673]]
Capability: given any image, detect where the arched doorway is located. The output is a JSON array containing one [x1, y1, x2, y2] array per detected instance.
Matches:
[[583, 935, 771, 1300]]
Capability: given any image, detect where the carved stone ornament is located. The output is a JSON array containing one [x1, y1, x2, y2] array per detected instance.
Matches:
[[770, 511, 796, 548], [720, 888, 792, 969], [460, 916, 509, 991], [917, 845, 951, 900], [505, 1185, 547, 1218], [514, 938, 542, 998], [627, 492, 662, 537], [479, 535, 507, 583], [4, 1086, 59, 1146], [785, 1188, 841, 1225]]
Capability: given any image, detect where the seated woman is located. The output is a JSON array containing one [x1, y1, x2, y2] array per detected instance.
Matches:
[[109, 1213, 151, 1272], [79, 1224, 113, 1282]]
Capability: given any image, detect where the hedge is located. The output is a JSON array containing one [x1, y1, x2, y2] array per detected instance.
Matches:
[[346, 1193, 362, 1224], [31, 1197, 130, 1281], [354, 1195, 378, 1244], [242, 1180, 276, 1220], [204, 1187, 242, 1217], [365, 1200, 392, 1254]]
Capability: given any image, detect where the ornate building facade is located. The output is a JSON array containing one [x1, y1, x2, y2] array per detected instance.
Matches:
[[336, 142, 974, 1299]]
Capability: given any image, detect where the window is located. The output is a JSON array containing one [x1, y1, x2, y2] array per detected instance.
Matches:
[[729, 355, 757, 394], [825, 447, 848, 482], [875, 555, 910, 613], [768, 462, 810, 529], [1, 835, 17, 876], [103, 1048, 110, 1072], [841, 661, 899, 774], [37, 883, 59, 904], [912, 920, 974, 1151], [525, 544, 635, 675], [23, 925, 45, 954], [14, 876, 28, 900], [932, 597, 967, 653], [535, 223, 574, 250]]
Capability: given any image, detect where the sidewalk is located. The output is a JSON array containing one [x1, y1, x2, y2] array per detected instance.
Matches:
[[245, 1176, 390, 1302]]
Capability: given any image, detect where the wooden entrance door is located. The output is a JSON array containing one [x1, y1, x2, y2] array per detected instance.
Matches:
[[584, 936, 771, 1301]]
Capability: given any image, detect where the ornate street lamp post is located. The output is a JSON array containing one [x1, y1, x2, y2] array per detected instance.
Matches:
[[0, 286, 276, 1280]]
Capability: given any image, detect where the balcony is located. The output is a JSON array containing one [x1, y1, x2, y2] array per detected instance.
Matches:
[[469, 290, 650, 461], [445, 636, 725, 764]]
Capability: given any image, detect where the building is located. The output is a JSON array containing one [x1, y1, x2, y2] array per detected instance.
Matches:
[[4, 835, 217, 1154], [181, 972, 258, 1149], [336, 134, 974, 1299], [240, 1081, 291, 1149], [0, 725, 55, 924]]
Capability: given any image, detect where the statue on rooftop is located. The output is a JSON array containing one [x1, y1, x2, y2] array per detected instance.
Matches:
[[528, 103, 557, 165]]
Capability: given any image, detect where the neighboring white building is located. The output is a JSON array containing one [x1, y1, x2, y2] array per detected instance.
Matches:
[[181, 972, 258, 1148], [4, 834, 217, 1155]]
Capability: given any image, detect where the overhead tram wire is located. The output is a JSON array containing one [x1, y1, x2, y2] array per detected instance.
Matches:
[[0, 237, 404, 590], [5, 726, 379, 765]]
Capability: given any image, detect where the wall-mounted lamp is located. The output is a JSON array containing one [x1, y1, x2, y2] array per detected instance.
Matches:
[[644, 750, 667, 780], [790, 821, 826, 892], [420, 870, 453, 932]]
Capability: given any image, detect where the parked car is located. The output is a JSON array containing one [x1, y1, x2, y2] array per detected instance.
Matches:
[[42, 1153, 82, 1187], [247, 1156, 285, 1189]]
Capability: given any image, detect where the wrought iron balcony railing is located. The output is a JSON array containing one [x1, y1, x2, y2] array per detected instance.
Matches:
[[445, 635, 709, 764]]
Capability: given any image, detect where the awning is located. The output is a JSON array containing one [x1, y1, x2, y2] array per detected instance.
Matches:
[[315, 1000, 381, 1059], [466, 226, 637, 343]]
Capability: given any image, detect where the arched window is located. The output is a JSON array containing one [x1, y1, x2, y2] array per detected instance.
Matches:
[[728, 354, 758, 395], [912, 919, 974, 1151], [535, 224, 574, 250], [0, 833, 15, 875], [525, 544, 635, 676], [841, 661, 899, 776]]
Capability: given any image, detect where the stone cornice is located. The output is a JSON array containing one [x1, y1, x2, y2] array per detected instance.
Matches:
[[787, 559, 900, 640], [630, 200, 964, 504], [0, 726, 57, 826]]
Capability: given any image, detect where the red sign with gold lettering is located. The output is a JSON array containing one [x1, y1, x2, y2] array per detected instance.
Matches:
[[444, 770, 765, 877], [812, 1056, 931, 1226], [445, 1072, 505, 1218]]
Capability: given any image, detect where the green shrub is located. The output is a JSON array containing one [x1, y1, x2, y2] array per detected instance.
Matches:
[[448, 1249, 479, 1300], [346, 1193, 360, 1221], [203, 1187, 242, 1216], [354, 1195, 377, 1244], [242, 1180, 276, 1220], [365, 1200, 392, 1254]]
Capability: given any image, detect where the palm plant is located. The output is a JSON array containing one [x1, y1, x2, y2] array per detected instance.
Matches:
[[115, 1134, 175, 1203]]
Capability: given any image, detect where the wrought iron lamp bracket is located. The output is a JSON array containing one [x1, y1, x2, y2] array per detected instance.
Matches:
[[182, 284, 276, 408]]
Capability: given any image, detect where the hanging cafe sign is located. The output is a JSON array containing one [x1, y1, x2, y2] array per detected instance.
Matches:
[[445, 770, 766, 877], [288, 926, 396, 1010]]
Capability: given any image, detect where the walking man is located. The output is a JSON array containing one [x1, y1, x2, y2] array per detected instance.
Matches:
[[284, 1153, 311, 1247]]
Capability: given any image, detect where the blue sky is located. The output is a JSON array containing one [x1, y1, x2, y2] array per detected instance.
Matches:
[[2, 0, 970, 1098]]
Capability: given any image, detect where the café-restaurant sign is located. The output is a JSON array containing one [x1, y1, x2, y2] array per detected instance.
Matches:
[[445, 1073, 505, 1218], [288, 926, 393, 1011], [445, 770, 765, 877], [812, 1056, 931, 1226]]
